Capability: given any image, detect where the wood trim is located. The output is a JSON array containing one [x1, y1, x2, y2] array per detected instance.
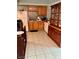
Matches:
[[49, 25, 61, 31], [49, 1, 61, 6]]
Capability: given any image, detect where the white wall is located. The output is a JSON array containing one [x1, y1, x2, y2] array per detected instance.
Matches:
[[17, 11, 28, 31]]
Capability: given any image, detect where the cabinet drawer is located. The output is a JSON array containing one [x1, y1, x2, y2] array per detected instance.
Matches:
[[53, 28, 61, 35], [48, 25, 61, 47], [48, 26, 53, 36]]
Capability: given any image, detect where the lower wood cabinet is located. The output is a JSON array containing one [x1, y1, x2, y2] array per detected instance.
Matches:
[[17, 34, 26, 59], [48, 25, 61, 47], [28, 21, 44, 31], [28, 21, 35, 30], [33, 21, 39, 30], [38, 21, 44, 30]]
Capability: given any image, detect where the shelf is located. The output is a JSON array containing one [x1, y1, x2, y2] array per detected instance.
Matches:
[[50, 3, 61, 28]]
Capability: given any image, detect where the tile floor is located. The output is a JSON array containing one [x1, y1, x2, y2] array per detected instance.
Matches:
[[25, 31, 61, 59]]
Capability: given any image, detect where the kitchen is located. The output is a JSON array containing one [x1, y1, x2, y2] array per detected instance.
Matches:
[[17, 0, 61, 59]]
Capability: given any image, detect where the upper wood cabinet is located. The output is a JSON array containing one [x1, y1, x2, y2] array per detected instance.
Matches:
[[50, 3, 61, 28], [28, 5, 47, 16], [37, 6, 47, 16], [28, 5, 38, 12]]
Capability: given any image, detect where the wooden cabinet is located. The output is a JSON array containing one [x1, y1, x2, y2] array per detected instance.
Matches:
[[28, 21, 34, 30], [38, 21, 44, 30], [17, 33, 27, 59], [48, 2, 61, 47], [48, 25, 61, 47], [28, 21, 38, 31], [28, 5, 38, 12], [28, 21, 44, 31], [37, 6, 47, 16], [17, 20, 27, 59], [28, 5, 47, 16], [50, 3, 61, 28], [17, 35, 25, 59], [33, 21, 39, 30]]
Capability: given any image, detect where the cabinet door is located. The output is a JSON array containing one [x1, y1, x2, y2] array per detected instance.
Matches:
[[28, 22, 33, 31], [53, 28, 61, 47], [51, 3, 61, 28], [33, 21, 38, 30], [48, 26, 54, 37], [48, 26, 61, 47], [37, 6, 41, 16], [17, 36, 25, 59], [41, 6, 47, 16], [38, 6, 47, 16], [38, 21, 44, 30]]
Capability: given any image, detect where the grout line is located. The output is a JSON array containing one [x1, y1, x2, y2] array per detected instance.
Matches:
[[25, 31, 60, 59]]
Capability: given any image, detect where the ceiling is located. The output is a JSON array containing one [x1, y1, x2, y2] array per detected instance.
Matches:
[[18, 0, 60, 4]]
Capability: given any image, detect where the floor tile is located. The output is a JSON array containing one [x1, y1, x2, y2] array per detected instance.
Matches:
[[36, 54, 46, 59], [46, 54, 55, 59], [25, 31, 60, 59], [27, 56, 36, 59], [27, 50, 35, 57]]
